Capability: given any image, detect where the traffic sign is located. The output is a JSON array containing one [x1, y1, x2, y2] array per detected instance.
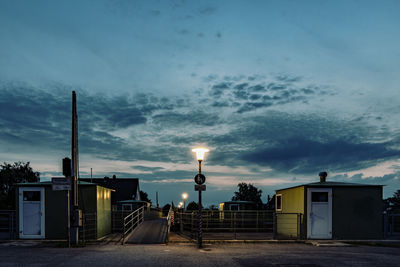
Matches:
[[195, 184, 206, 191], [194, 174, 206, 185], [52, 177, 71, 191]]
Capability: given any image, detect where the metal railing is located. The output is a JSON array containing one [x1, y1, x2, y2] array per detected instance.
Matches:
[[0, 210, 16, 240], [122, 206, 145, 245], [176, 210, 274, 239], [274, 213, 303, 240], [79, 212, 97, 242], [166, 206, 174, 237], [112, 210, 132, 233], [384, 213, 400, 238]]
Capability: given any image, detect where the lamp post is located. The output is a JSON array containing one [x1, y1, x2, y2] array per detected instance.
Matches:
[[182, 193, 188, 210], [192, 147, 209, 249]]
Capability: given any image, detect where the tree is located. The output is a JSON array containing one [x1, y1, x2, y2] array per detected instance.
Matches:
[[232, 182, 263, 208], [139, 190, 151, 203], [0, 162, 40, 209], [390, 190, 400, 206], [186, 201, 199, 211]]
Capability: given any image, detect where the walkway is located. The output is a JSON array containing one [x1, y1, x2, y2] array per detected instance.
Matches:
[[126, 218, 168, 244]]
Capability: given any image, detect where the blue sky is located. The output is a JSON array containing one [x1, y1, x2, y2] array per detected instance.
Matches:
[[1, 0, 400, 206]]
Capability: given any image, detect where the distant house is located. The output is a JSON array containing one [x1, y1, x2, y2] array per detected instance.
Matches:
[[15, 181, 113, 240], [219, 201, 256, 211], [79, 177, 141, 209], [275, 173, 383, 240]]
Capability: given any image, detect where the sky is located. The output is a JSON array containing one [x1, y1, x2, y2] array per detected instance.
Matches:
[[1, 0, 400, 207]]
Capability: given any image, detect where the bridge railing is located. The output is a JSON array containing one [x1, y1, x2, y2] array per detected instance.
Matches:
[[166, 206, 174, 237], [122, 206, 145, 245], [176, 210, 274, 239]]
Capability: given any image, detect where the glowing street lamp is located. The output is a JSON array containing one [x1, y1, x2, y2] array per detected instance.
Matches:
[[192, 147, 209, 249], [179, 202, 183, 209], [182, 193, 188, 210]]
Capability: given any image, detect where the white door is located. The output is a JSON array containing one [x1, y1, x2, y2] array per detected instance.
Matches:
[[19, 187, 45, 239], [307, 188, 332, 239]]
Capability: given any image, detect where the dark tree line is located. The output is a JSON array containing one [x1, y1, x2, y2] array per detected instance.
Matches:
[[0, 162, 40, 209]]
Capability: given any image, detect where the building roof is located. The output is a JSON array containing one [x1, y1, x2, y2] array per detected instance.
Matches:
[[276, 181, 383, 192], [220, 201, 255, 204], [79, 178, 140, 203], [15, 181, 97, 186]]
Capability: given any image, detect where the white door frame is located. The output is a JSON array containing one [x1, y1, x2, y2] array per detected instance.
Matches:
[[307, 188, 332, 239], [19, 187, 45, 239]]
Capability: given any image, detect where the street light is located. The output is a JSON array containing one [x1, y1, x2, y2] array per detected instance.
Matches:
[[182, 193, 188, 210], [192, 147, 209, 249], [179, 202, 183, 209]]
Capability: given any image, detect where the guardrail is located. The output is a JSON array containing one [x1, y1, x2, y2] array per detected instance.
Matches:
[[0, 210, 16, 240], [122, 206, 145, 245]]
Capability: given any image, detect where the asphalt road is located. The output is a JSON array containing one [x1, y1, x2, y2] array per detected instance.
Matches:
[[1, 242, 399, 266]]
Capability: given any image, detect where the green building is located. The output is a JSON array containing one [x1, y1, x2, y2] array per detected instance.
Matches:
[[275, 177, 383, 240], [16, 181, 113, 240]]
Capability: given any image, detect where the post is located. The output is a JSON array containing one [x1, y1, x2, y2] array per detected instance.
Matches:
[[180, 212, 183, 233], [67, 190, 70, 247], [70, 91, 79, 245], [234, 212, 237, 239], [198, 160, 203, 248], [273, 213, 277, 239]]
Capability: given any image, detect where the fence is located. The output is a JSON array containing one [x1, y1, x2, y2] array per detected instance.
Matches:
[[79, 212, 97, 242], [122, 206, 145, 245], [176, 210, 274, 239], [0, 210, 16, 240], [384, 213, 400, 238]]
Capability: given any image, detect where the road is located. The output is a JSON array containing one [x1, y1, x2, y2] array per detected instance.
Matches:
[[1, 242, 399, 266]]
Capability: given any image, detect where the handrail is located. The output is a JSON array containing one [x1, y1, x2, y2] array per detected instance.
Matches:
[[122, 206, 145, 245], [166, 206, 174, 236]]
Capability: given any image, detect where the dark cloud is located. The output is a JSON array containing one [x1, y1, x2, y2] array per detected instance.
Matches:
[[210, 82, 231, 97], [241, 138, 399, 174], [202, 75, 332, 113], [152, 111, 220, 127]]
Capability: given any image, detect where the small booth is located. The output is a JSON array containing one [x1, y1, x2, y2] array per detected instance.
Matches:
[[16, 181, 114, 240], [275, 174, 383, 240]]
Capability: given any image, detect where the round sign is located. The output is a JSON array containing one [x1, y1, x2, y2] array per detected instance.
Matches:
[[194, 174, 206, 185]]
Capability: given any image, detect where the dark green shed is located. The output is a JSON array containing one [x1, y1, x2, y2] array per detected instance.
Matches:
[[275, 180, 383, 240], [16, 181, 113, 240]]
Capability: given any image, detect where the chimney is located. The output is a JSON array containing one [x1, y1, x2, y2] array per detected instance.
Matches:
[[319, 172, 327, 183], [112, 175, 116, 180]]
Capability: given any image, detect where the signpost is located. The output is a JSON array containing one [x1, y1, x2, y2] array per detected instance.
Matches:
[[52, 177, 71, 191], [52, 176, 71, 247]]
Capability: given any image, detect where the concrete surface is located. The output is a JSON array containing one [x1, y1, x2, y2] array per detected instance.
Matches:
[[1, 241, 400, 266]]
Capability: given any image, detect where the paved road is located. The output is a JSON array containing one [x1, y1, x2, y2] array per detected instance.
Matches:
[[1, 242, 399, 266], [127, 218, 168, 244]]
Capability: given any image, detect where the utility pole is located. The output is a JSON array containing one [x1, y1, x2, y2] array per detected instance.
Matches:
[[156, 191, 159, 208], [70, 91, 79, 245]]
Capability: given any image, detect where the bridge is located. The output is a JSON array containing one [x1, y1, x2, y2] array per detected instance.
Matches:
[[120, 207, 173, 245]]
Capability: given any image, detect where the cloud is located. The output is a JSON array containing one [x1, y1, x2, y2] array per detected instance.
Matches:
[[200, 74, 333, 113]]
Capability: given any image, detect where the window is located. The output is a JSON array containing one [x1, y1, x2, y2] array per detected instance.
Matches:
[[276, 194, 282, 211], [122, 204, 132, 211], [311, 192, 328, 202], [23, 191, 41, 201], [230, 204, 239, 211]]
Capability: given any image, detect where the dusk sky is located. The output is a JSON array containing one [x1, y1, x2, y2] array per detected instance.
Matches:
[[1, 0, 400, 207]]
